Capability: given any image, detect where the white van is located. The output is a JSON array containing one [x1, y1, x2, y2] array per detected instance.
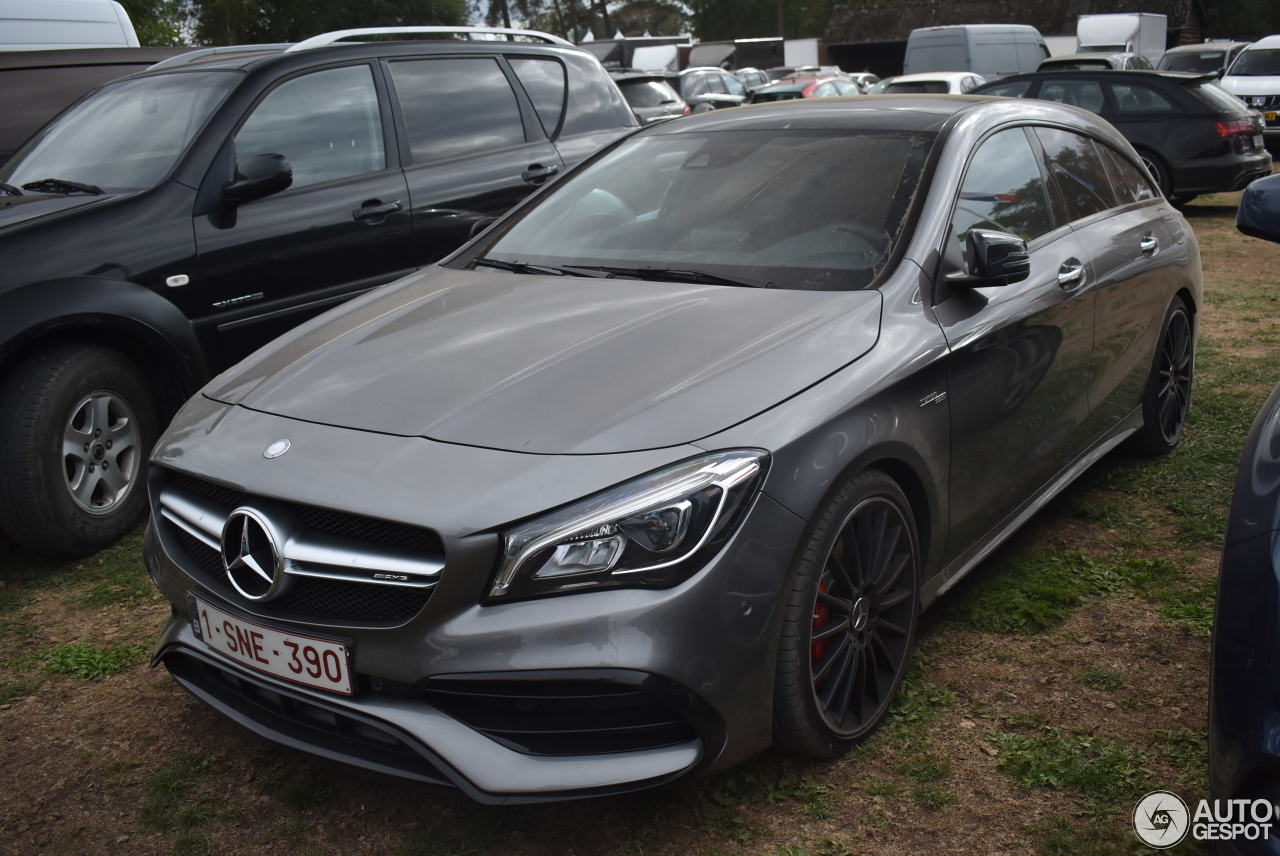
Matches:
[[0, 0, 139, 50], [904, 24, 1048, 79]]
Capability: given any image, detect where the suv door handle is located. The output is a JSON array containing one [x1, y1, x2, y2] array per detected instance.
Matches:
[[352, 200, 402, 222], [1139, 234, 1159, 255], [1057, 259, 1085, 289], [522, 163, 560, 183]]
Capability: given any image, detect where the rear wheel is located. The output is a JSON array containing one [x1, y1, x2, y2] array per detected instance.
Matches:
[[1137, 149, 1172, 198], [773, 469, 920, 758], [0, 345, 158, 556], [1128, 298, 1194, 457]]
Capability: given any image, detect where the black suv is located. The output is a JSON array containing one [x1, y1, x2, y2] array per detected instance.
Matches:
[[0, 27, 637, 556]]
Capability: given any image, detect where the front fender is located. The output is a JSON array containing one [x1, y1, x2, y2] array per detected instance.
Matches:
[[0, 276, 208, 389]]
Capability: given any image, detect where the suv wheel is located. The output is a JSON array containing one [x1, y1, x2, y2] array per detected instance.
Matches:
[[0, 345, 158, 556], [773, 469, 920, 758]]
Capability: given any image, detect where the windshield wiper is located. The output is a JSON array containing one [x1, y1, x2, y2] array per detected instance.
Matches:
[[21, 178, 104, 196], [0, 182, 21, 197], [472, 258, 609, 277], [559, 265, 772, 288]]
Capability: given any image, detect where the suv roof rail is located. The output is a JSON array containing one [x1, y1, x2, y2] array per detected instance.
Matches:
[[285, 26, 574, 53], [148, 44, 292, 70]]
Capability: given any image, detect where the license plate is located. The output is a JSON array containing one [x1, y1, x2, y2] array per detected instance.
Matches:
[[1265, 112, 1277, 122], [189, 595, 353, 695]]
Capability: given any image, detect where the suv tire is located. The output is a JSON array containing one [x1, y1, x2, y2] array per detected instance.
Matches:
[[0, 345, 158, 556]]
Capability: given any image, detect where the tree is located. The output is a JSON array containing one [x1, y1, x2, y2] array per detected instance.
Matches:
[[192, 0, 470, 46], [117, 0, 186, 45]]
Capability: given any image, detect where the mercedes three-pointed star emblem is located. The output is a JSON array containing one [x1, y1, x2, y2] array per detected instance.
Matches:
[[220, 508, 283, 601]]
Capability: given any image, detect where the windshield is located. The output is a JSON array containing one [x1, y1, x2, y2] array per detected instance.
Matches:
[[1229, 49, 1280, 76], [1159, 51, 1225, 72], [476, 129, 936, 291], [0, 71, 237, 194]]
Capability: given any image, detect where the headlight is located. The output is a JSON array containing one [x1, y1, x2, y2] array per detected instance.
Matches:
[[488, 450, 768, 601]]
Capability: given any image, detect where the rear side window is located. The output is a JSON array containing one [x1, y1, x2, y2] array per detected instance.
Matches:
[[1193, 82, 1251, 115], [722, 74, 747, 97], [560, 51, 637, 135], [236, 65, 385, 188], [1108, 82, 1175, 113], [390, 58, 525, 163], [618, 79, 680, 108], [1037, 79, 1104, 113], [1034, 127, 1117, 220], [1097, 144, 1158, 204], [952, 127, 1055, 249], [980, 79, 1032, 98], [510, 57, 566, 137]]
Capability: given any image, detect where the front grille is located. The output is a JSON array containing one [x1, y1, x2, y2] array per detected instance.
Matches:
[[164, 651, 451, 786], [166, 470, 444, 556], [158, 468, 442, 625], [420, 676, 698, 756]]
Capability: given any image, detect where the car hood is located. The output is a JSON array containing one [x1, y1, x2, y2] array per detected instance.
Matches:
[[1222, 76, 1280, 96], [0, 192, 122, 230], [204, 266, 882, 454]]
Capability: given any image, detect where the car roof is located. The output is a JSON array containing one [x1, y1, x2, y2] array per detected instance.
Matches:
[[988, 69, 1211, 85], [1164, 41, 1249, 53], [0, 46, 189, 69], [1043, 52, 1131, 62], [611, 71, 674, 83], [1247, 35, 1280, 50], [888, 71, 977, 83], [756, 76, 838, 92]]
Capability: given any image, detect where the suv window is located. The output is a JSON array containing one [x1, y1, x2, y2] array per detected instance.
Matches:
[[952, 127, 1055, 255], [1109, 82, 1174, 112], [1037, 79, 1105, 113], [236, 65, 384, 189], [1034, 127, 1117, 221], [981, 79, 1032, 98], [510, 57, 566, 136], [390, 58, 526, 164], [1097, 144, 1157, 204]]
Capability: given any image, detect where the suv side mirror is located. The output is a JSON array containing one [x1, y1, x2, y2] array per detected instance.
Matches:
[[958, 229, 1031, 287], [223, 153, 292, 205], [1238, 174, 1280, 244]]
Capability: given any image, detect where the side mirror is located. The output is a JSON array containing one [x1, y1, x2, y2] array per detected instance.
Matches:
[[954, 229, 1031, 287], [1238, 174, 1280, 244], [223, 153, 292, 205], [469, 216, 499, 239]]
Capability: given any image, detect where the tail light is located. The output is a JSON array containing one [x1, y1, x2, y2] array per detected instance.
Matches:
[[1215, 118, 1253, 137], [683, 105, 691, 115]]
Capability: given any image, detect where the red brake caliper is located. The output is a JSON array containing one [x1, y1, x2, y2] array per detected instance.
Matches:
[[812, 581, 831, 665]]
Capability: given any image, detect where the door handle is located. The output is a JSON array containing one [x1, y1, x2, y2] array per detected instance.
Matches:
[[522, 163, 560, 183], [1057, 259, 1085, 289], [1139, 234, 1159, 255], [352, 200, 402, 222]]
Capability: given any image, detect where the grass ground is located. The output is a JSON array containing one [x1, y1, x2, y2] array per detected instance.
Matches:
[[1, 190, 1278, 855]]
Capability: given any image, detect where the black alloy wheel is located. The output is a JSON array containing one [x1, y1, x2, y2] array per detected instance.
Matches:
[[808, 496, 917, 736], [1155, 304, 1193, 445], [774, 469, 920, 757]]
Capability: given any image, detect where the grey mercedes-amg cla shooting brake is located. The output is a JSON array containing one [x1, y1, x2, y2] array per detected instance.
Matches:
[[145, 96, 1201, 803]]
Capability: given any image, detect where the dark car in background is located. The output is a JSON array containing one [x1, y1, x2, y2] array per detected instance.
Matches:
[[0, 27, 637, 557], [674, 66, 749, 111], [0, 46, 190, 165], [1211, 174, 1280, 844], [1039, 52, 1153, 71], [748, 76, 862, 103], [1159, 40, 1250, 76], [610, 70, 689, 124], [974, 70, 1272, 204], [146, 95, 1199, 803]]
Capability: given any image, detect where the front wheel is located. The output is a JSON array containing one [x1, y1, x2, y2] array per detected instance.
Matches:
[[0, 345, 158, 556], [773, 469, 920, 758], [1128, 298, 1194, 457]]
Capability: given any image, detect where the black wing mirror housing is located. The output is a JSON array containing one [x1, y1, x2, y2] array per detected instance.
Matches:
[[959, 228, 1031, 287], [1238, 174, 1280, 244], [223, 153, 292, 205]]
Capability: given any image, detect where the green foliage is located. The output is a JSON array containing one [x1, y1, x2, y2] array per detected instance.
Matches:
[[0, 678, 40, 704], [43, 642, 148, 680], [994, 727, 1152, 804], [1034, 816, 1131, 856], [139, 754, 220, 832], [908, 782, 956, 809], [1149, 728, 1208, 792], [1081, 667, 1126, 692], [192, 0, 469, 46], [118, 0, 185, 45]]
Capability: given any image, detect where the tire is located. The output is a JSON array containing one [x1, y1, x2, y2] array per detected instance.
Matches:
[[1137, 150, 1172, 199], [0, 345, 158, 556], [773, 469, 921, 758], [1169, 194, 1198, 210], [1128, 297, 1194, 457]]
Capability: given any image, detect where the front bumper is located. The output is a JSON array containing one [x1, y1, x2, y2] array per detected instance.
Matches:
[[143, 409, 805, 800]]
